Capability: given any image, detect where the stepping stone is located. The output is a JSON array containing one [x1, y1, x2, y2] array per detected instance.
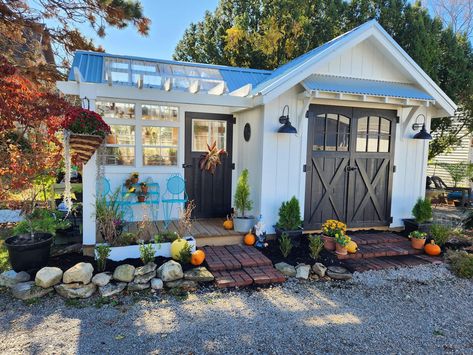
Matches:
[[326, 266, 352, 280]]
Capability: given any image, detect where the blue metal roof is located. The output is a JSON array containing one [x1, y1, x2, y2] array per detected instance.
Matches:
[[302, 74, 434, 100], [68, 51, 271, 92]]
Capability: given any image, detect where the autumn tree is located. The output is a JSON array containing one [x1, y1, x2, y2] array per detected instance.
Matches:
[[0, 56, 71, 201], [0, 0, 150, 84]]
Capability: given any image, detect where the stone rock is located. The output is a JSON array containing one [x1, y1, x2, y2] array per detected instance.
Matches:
[[295, 264, 310, 279], [165, 279, 198, 291], [55, 283, 96, 299], [99, 282, 127, 297], [133, 271, 156, 284], [309, 274, 320, 281], [11, 281, 53, 300], [35, 267, 63, 288], [0, 270, 30, 288], [127, 282, 150, 292], [151, 278, 164, 290], [63, 262, 93, 284], [91, 272, 112, 287], [312, 263, 327, 278], [184, 267, 214, 282], [135, 262, 157, 276], [156, 260, 183, 282], [113, 264, 135, 282], [326, 266, 352, 280], [274, 262, 297, 277]]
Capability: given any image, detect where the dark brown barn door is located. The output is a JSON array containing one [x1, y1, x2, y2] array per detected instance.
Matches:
[[184, 112, 233, 218], [304, 105, 396, 230]]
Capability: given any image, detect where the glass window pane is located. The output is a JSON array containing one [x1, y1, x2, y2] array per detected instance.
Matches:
[[315, 114, 325, 132], [356, 134, 367, 152], [313, 134, 325, 151], [337, 134, 350, 151], [142, 104, 178, 121], [106, 125, 135, 145], [104, 147, 134, 166], [142, 127, 178, 146], [96, 101, 135, 119], [143, 147, 177, 166], [326, 114, 338, 135], [380, 118, 391, 135], [325, 134, 337, 151], [192, 119, 226, 151], [369, 116, 380, 134], [357, 117, 368, 135], [367, 134, 378, 152], [379, 134, 390, 152]]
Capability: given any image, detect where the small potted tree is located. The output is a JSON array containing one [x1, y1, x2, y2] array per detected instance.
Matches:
[[274, 196, 303, 246], [403, 198, 433, 234], [233, 169, 255, 233]]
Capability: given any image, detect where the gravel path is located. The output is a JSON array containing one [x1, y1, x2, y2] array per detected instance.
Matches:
[[0, 264, 472, 354]]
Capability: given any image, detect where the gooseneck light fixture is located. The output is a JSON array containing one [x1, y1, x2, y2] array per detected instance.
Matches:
[[412, 114, 432, 140], [277, 105, 297, 134]]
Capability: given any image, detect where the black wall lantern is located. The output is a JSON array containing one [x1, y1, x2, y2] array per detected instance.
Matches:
[[278, 105, 297, 134], [412, 114, 432, 140]]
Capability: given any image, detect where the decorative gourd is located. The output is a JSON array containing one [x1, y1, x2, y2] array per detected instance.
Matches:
[[191, 250, 206, 266], [171, 238, 189, 260], [424, 240, 441, 256], [223, 215, 233, 230], [346, 240, 358, 254], [244, 231, 256, 246]]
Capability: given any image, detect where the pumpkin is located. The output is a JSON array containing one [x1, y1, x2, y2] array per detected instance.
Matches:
[[191, 250, 206, 266], [170, 238, 190, 260], [424, 240, 441, 256], [244, 231, 256, 246], [223, 215, 233, 230], [346, 240, 358, 254]]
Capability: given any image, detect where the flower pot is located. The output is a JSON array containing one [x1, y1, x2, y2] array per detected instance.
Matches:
[[403, 219, 432, 235], [335, 243, 348, 255], [5, 233, 53, 272], [274, 227, 303, 247], [233, 216, 256, 233], [322, 235, 336, 251], [137, 195, 146, 203], [411, 238, 426, 250], [105, 135, 117, 144], [68, 133, 104, 165], [140, 186, 148, 194]]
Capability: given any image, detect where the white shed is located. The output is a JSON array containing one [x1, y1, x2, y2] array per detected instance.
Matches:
[[57, 20, 456, 249]]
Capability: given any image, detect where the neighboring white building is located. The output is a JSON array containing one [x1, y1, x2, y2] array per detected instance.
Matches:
[[57, 20, 456, 249]]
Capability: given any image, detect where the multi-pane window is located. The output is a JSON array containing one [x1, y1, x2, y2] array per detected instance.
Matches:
[[96, 101, 135, 119], [104, 125, 135, 166], [356, 116, 391, 153], [142, 126, 178, 166], [192, 119, 226, 152], [142, 104, 178, 121], [313, 113, 350, 152]]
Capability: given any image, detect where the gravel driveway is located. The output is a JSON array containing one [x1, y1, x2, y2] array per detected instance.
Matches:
[[0, 264, 472, 354]]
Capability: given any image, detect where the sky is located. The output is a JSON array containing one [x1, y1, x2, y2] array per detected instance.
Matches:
[[78, 0, 219, 60]]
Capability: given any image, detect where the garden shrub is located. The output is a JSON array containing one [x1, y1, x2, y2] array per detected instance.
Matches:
[[279, 232, 292, 258], [412, 198, 432, 223], [276, 196, 302, 230], [139, 241, 155, 265], [446, 250, 473, 278], [429, 224, 451, 246], [178, 242, 193, 264], [308, 235, 323, 260], [95, 244, 111, 272]]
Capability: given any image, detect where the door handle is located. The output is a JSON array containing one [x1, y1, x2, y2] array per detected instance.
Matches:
[[345, 166, 358, 172], [182, 164, 193, 168]]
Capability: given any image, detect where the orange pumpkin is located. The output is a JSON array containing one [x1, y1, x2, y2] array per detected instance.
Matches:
[[424, 240, 441, 256], [223, 215, 233, 230], [191, 250, 206, 266], [244, 231, 256, 246]]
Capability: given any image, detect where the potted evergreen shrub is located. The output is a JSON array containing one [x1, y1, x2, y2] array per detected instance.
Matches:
[[274, 196, 303, 247], [233, 169, 255, 233], [403, 198, 433, 234]]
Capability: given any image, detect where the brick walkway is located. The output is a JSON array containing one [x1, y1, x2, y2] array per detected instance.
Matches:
[[203, 245, 286, 288], [340, 232, 444, 272]]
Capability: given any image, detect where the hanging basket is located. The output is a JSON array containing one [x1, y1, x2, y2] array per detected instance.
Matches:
[[69, 133, 104, 164]]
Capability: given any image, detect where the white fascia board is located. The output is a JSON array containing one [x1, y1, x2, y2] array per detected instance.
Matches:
[[56, 81, 254, 108]]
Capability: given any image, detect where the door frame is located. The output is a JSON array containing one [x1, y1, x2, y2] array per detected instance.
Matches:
[[184, 111, 234, 218]]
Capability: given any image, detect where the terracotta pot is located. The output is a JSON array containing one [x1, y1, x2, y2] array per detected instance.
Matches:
[[140, 186, 148, 194], [137, 195, 146, 203], [411, 238, 426, 250], [105, 135, 117, 144], [322, 235, 336, 251], [335, 243, 348, 255]]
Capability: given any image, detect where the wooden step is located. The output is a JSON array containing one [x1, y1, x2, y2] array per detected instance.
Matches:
[[350, 232, 407, 245], [344, 255, 444, 272], [336, 241, 423, 260]]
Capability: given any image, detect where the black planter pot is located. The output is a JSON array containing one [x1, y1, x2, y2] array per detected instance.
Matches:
[[275, 227, 304, 247], [5, 233, 53, 272], [403, 219, 432, 235]]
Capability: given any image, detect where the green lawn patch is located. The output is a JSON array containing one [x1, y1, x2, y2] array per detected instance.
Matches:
[[0, 227, 12, 272]]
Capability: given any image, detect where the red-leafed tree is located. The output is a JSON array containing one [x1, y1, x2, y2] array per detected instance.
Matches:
[[0, 56, 71, 201]]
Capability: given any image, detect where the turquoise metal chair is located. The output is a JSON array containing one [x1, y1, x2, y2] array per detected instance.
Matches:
[[96, 177, 111, 197], [161, 175, 188, 228]]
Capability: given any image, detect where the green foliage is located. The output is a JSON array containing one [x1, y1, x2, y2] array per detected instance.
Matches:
[[13, 209, 70, 236], [155, 231, 180, 243], [95, 244, 111, 272], [177, 242, 193, 264], [308, 235, 323, 260], [116, 232, 137, 247], [0, 228, 12, 272], [412, 198, 432, 223], [276, 196, 302, 230], [334, 233, 350, 247], [139, 241, 155, 265], [429, 224, 451, 247], [446, 250, 473, 278], [95, 188, 125, 245], [436, 162, 473, 187], [409, 231, 427, 240], [234, 169, 252, 217], [279, 232, 292, 258]]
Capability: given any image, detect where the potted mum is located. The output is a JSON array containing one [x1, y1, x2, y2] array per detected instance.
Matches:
[[62, 107, 111, 164], [403, 198, 432, 234], [322, 220, 347, 251], [274, 196, 303, 247], [409, 231, 427, 250], [233, 169, 255, 232], [334, 233, 351, 255]]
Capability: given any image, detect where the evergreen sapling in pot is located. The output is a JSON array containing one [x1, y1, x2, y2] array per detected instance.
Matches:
[[274, 196, 303, 246], [233, 169, 255, 232], [403, 198, 433, 234]]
